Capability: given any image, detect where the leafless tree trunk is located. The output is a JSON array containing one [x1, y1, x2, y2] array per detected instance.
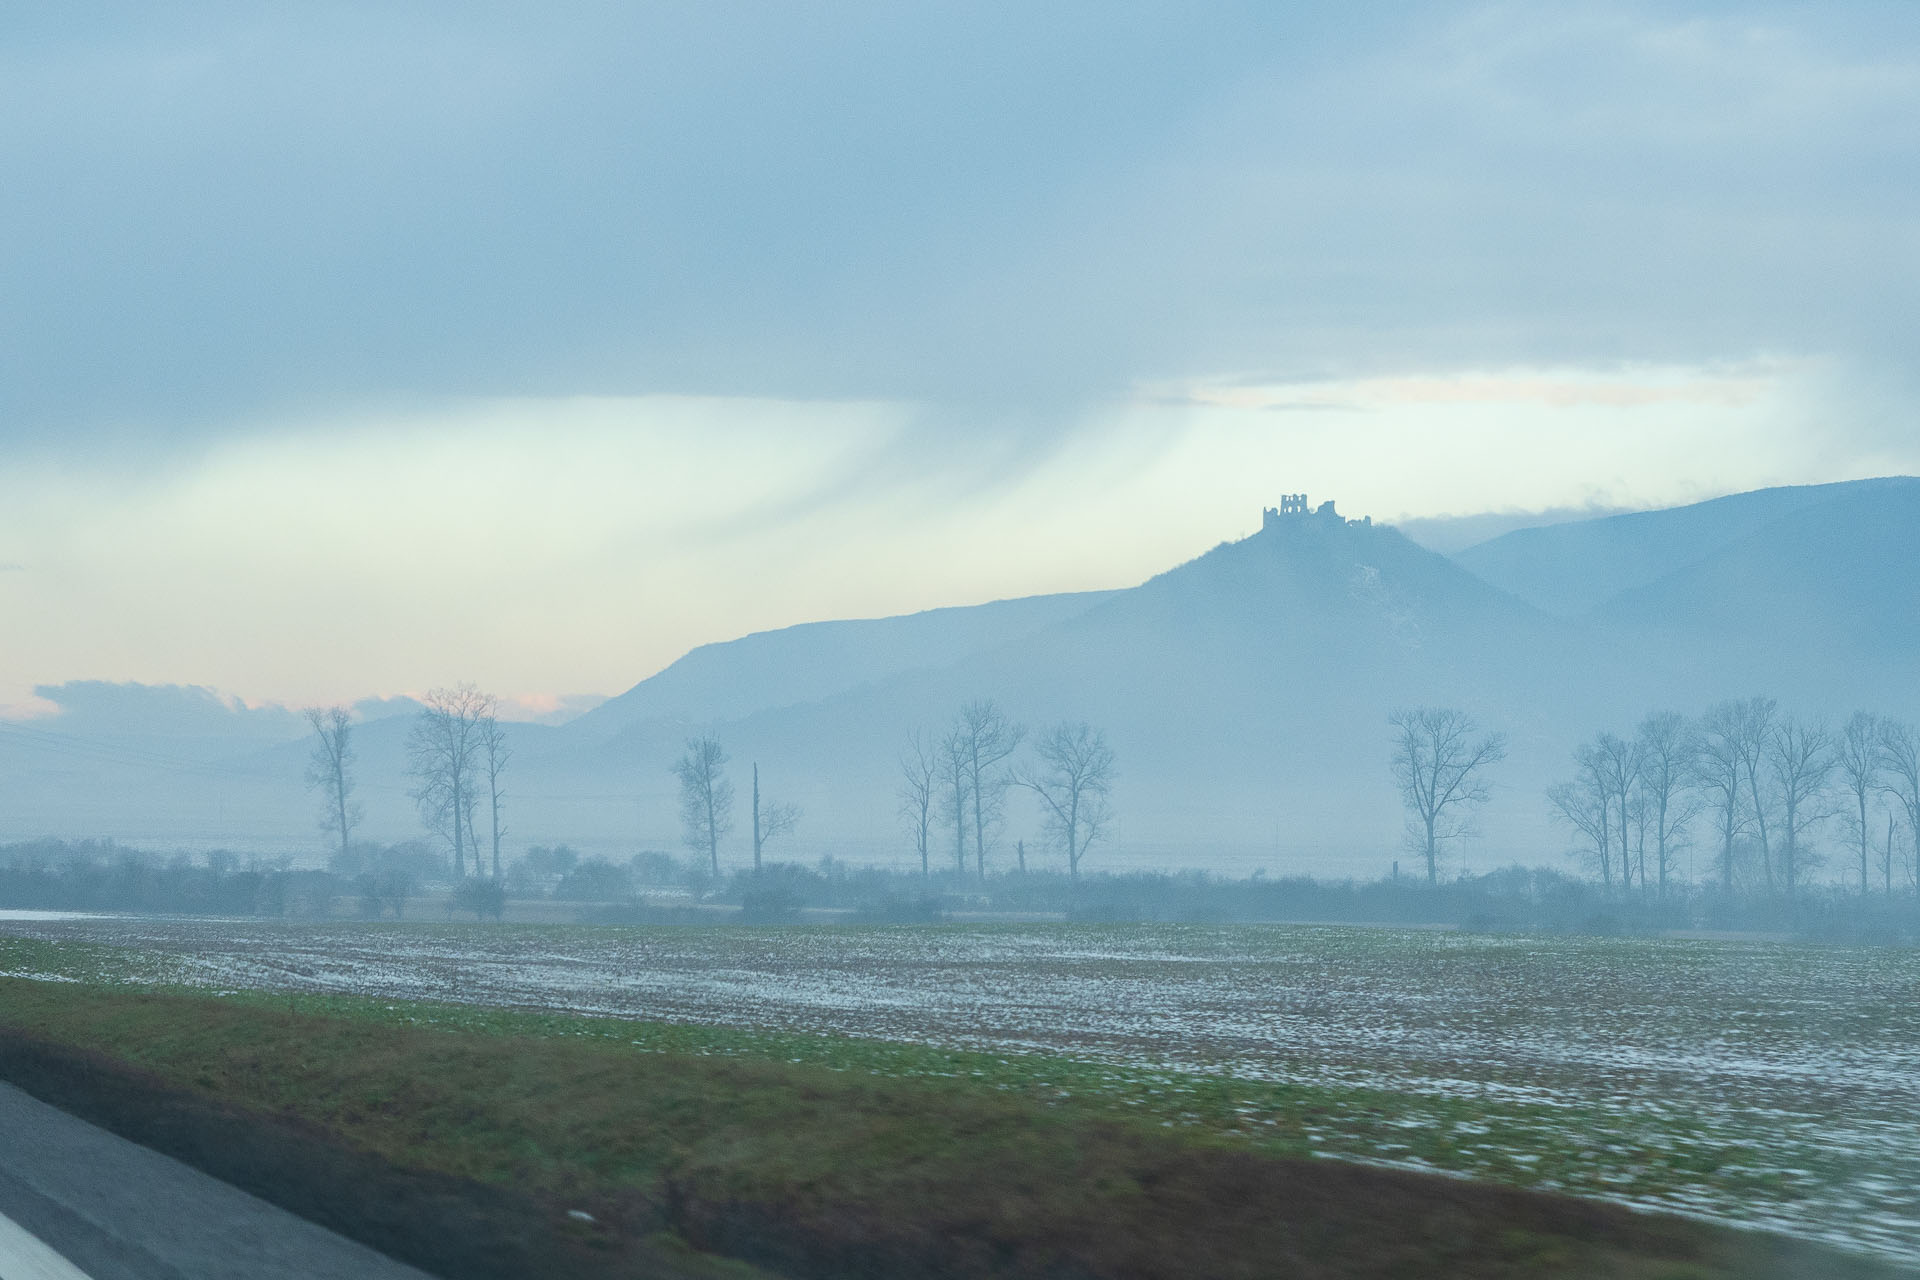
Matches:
[[1879, 720, 1920, 896], [1388, 708, 1506, 886], [673, 737, 734, 876], [750, 762, 800, 872], [955, 699, 1024, 880], [1731, 696, 1779, 895], [1885, 812, 1901, 896], [937, 728, 971, 879], [1571, 743, 1614, 889], [1624, 775, 1654, 892], [304, 706, 360, 868], [1592, 732, 1642, 894], [898, 731, 937, 877], [1547, 770, 1610, 886], [1693, 701, 1752, 894], [407, 684, 488, 877], [476, 695, 509, 880], [1635, 711, 1698, 899], [1765, 715, 1832, 903], [1835, 711, 1880, 895], [1017, 722, 1115, 883]]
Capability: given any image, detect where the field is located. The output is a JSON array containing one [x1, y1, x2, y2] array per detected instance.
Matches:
[[1, 916, 1915, 1270]]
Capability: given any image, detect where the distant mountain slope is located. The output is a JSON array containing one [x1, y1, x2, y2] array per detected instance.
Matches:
[[14, 482, 1920, 872], [565, 589, 1117, 741], [1594, 484, 1920, 697], [1451, 477, 1919, 616], [562, 511, 1601, 871]]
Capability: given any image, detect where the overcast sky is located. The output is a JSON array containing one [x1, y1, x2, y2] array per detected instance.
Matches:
[[3, 2, 1918, 716]]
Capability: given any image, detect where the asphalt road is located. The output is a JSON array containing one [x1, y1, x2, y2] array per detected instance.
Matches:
[[0, 1081, 432, 1280]]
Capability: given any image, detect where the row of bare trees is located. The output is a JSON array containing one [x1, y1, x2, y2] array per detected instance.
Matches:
[[1549, 698, 1920, 899], [897, 699, 1116, 883], [671, 738, 799, 875], [404, 685, 510, 879], [303, 685, 513, 882]]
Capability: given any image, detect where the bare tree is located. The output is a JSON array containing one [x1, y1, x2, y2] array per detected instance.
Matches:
[[407, 684, 489, 877], [1017, 722, 1116, 883], [304, 706, 360, 867], [898, 730, 937, 877], [1879, 720, 1920, 895], [1835, 711, 1880, 894], [1635, 711, 1699, 898], [749, 762, 800, 871], [476, 695, 509, 880], [1571, 742, 1615, 888], [1591, 732, 1643, 894], [1764, 715, 1832, 902], [1388, 707, 1506, 886], [955, 699, 1025, 879], [937, 727, 972, 878], [673, 737, 734, 876], [1547, 760, 1611, 888], [1625, 774, 1654, 891], [1693, 701, 1752, 894], [1883, 812, 1907, 895], [1731, 696, 1779, 894]]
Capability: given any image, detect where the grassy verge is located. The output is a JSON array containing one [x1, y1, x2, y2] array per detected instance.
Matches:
[[0, 975, 1902, 1280]]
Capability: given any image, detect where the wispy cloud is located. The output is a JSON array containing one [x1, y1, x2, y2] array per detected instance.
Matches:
[[1149, 362, 1792, 414], [3, 3, 1917, 455], [3, 4, 1918, 709]]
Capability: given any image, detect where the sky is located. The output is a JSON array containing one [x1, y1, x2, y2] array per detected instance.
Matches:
[[4, 1, 1919, 717]]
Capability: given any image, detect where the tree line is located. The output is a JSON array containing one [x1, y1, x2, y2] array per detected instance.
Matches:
[[304, 684, 512, 885], [305, 688, 1117, 889], [302, 688, 1914, 903], [1547, 698, 1918, 901], [677, 697, 1116, 884]]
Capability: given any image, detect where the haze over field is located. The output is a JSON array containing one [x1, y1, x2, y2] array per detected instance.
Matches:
[[4, 4, 1920, 884], [8, 10, 1920, 1279], [3, 477, 1917, 881]]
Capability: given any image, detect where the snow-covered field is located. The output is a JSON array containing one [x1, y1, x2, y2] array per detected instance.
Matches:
[[4, 917, 1916, 1265]]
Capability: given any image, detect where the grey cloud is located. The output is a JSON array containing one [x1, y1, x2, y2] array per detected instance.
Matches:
[[29, 680, 303, 740], [2, 2, 1917, 452]]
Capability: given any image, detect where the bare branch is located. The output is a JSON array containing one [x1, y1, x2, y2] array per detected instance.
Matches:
[[1015, 721, 1116, 882], [673, 736, 734, 876], [1388, 707, 1505, 885], [303, 705, 360, 868]]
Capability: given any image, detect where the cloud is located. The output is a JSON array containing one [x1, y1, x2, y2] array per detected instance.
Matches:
[[27, 680, 303, 739], [1163, 363, 1789, 412], [6, 3, 1920, 713], [1, 2, 1916, 459]]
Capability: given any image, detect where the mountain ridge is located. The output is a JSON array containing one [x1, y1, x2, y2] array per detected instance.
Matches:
[[1451, 476, 1920, 617], [7, 478, 1920, 876]]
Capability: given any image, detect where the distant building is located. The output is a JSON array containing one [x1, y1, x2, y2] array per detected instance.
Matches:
[[1261, 495, 1370, 531], [1262, 494, 1311, 530]]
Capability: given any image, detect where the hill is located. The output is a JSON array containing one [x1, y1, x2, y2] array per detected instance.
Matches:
[[8, 481, 1920, 876], [1451, 477, 1919, 617], [566, 589, 1116, 739], [1592, 483, 1920, 702], [532, 508, 1603, 872]]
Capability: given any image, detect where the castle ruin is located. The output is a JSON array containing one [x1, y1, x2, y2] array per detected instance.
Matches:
[[1261, 495, 1371, 531]]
